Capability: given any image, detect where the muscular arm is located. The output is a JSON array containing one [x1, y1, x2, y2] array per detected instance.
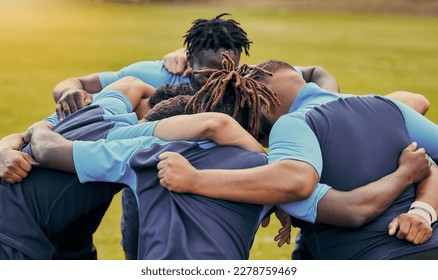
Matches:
[[158, 154, 318, 205], [25, 123, 75, 173], [53, 73, 102, 119], [385, 91, 430, 115], [101, 76, 155, 119], [300, 66, 340, 93], [316, 143, 430, 227], [153, 113, 264, 153]]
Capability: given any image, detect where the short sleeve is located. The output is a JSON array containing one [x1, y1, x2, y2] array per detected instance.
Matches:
[[268, 113, 323, 176]]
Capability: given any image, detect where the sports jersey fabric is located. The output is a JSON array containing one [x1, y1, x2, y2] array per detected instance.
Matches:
[[73, 138, 268, 259], [268, 82, 438, 259]]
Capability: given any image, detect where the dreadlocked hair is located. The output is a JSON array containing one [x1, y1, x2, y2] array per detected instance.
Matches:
[[185, 52, 280, 139], [148, 83, 194, 109], [184, 13, 252, 56]]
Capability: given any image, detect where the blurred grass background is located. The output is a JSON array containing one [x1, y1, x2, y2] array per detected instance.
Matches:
[[1, 0, 438, 260]]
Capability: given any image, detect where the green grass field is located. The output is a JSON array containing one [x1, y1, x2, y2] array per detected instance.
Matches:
[[1, 0, 438, 260]]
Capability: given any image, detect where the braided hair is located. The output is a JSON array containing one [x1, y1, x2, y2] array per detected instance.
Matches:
[[184, 13, 252, 56], [185, 52, 280, 139]]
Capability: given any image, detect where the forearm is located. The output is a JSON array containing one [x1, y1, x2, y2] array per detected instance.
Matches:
[[301, 66, 340, 93], [385, 91, 430, 115], [154, 113, 264, 153], [183, 161, 317, 204], [0, 133, 25, 150], [53, 74, 101, 102], [316, 168, 415, 227], [412, 165, 438, 223], [30, 127, 75, 173]]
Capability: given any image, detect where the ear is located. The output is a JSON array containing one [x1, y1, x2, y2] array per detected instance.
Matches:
[[261, 104, 269, 114]]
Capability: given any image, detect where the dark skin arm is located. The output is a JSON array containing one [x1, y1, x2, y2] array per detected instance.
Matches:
[[53, 73, 102, 119], [157, 142, 430, 224], [315, 142, 431, 227], [0, 133, 36, 183], [387, 164, 438, 244], [300, 66, 340, 93]]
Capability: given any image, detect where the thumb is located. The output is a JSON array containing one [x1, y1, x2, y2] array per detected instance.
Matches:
[[261, 215, 271, 228], [407, 142, 418, 151], [388, 217, 399, 236]]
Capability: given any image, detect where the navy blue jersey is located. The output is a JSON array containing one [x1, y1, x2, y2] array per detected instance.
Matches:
[[73, 138, 268, 259], [133, 142, 266, 259], [300, 96, 438, 259], [0, 105, 122, 259]]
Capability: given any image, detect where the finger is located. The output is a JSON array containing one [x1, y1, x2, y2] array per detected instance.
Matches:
[[417, 147, 426, 155], [62, 102, 72, 117], [261, 216, 270, 228], [84, 94, 93, 105], [278, 226, 290, 235], [157, 168, 165, 179], [75, 93, 86, 110], [156, 160, 166, 171], [159, 178, 167, 187], [23, 153, 37, 166], [396, 220, 411, 240], [158, 152, 172, 161], [408, 142, 417, 151], [388, 217, 399, 236], [3, 172, 23, 184], [56, 103, 64, 120], [176, 60, 185, 74], [183, 67, 193, 77]]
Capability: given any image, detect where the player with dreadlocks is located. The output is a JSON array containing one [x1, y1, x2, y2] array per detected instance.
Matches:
[[145, 52, 280, 140], [20, 56, 283, 260], [157, 57, 438, 260]]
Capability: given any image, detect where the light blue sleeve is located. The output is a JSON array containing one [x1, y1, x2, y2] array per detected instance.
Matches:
[[278, 183, 331, 223], [268, 113, 323, 175], [390, 98, 438, 159], [43, 89, 133, 126], [92, 89, 133, 115], [98, 60, 190, 89], [44, 113, 60, 127], [73, 138, 139, 187], [107, 121, 160, 140], [268, 113, 326, 222], [72, 136, 164, 191]]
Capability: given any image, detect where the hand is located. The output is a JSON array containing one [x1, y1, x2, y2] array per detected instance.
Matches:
[[388, 213, 433, 244], [273, 209, 292, 247], [398, 142, 431, 184], [55, 89, 92, 120], [163, 48, 192, 76], [157, 151, 197, 193], [23, 121, 53, 144], [0, 148, 36, 184]]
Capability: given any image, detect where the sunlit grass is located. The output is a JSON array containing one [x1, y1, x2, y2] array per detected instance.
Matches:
[[1, 0, 438, 260]]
